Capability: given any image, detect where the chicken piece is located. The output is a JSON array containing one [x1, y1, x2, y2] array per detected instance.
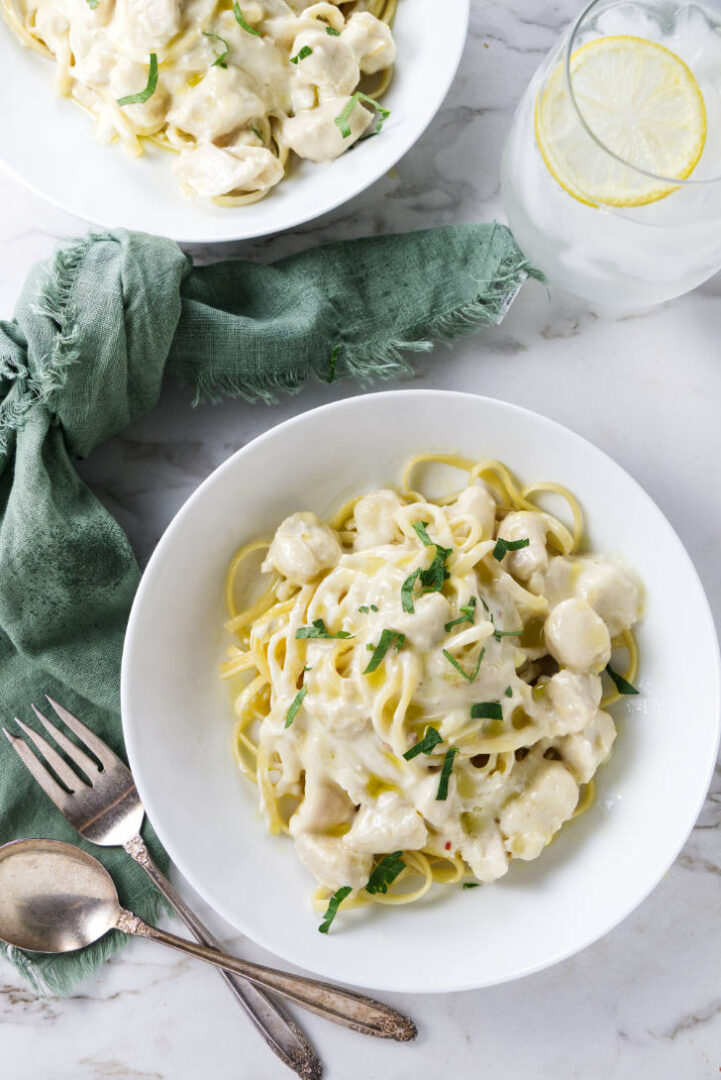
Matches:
[[545, 670, 603, 735], [395, 591, 452, 650], [173, 144, 284, 199], [500, 762, 579, 860], [116, 0, 180, 50], [575, 558, 642, 638], [544, 556, 641, 638], [281, 96, 373, 161], [291, 82, 316, 113], [78, 0, 113, 25], [169, 68, 265, 141], [545, 598, 611, 674], [497, 511, 548, 585], [559, 710, 617, 784], [460, 825, 509, 883], [346, 791, 427, 854], [72, 36, 117, 86], [289, 777, 355, 835], [342, 12, 396, 73], [353, 489, 404, 550], [261, 511, 342, 584], [543, 556, 580, 606], [237, 0, 263, 23], [453, 484, 497, 540], [294, 833, 372, 891], [110, 58, 169, 133], [290, 27, 360, 96]]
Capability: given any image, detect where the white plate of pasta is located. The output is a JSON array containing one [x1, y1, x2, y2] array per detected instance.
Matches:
[[0, 0, 469, 242], [121, 390, 719, 993]]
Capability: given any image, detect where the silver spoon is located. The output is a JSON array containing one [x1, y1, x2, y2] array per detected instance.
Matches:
[[0, 839, 416, 1043]]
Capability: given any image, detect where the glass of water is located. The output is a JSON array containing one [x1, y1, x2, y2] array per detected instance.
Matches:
[[502, 0, 721, 306]]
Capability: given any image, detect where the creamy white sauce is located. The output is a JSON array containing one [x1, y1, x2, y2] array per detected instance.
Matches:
[[6, 0, 396, 201], [253, 483, 642, 894]]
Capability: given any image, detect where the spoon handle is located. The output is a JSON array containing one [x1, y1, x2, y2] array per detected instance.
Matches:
[[117, 909, 416, 1042], [122, 835, 320, 1079]]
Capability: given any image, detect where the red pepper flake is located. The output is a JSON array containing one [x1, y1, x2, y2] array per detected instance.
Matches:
[[444, 841, 451, 851]]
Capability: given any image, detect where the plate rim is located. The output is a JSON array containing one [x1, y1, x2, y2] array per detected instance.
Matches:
[[0, 3, 470, 243], [121, 388, 721, 992]]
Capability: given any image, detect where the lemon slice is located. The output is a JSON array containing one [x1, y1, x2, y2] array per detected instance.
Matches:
[[535, 35, 707, 207]]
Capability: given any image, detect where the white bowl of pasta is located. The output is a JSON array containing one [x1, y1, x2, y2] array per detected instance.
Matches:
[[0, 1, 469, 242], [121, 390, 719, 993]]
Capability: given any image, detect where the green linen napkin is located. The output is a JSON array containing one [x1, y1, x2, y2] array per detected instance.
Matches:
[[0, 224, 537, 995]]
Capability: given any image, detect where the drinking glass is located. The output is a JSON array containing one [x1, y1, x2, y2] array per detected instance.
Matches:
[[502, 0, 721, 306]]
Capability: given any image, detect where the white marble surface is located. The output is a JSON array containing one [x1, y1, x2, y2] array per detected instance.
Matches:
[[1, 2, 720, 1078]]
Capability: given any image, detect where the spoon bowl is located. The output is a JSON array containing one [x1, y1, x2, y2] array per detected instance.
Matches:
[[0, 838, 120, 953], [0, 838, 416, 1042]]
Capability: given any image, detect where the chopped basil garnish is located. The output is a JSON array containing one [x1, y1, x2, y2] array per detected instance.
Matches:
[[117, 53, 158, 106], [606, 663, 639, 695], [493, 536, 530, 561], [412, 520, 434, 547], [371, 604, 379, 612], [400, 521, 453, 612], [403, 725, 443, 760], [359, 606, 370, 613], [334, 91, 390, 138], [462, 882, 480, 889], [86, 0, 98, 8], [363, 629, 405, 673], [445, 596, 477, 632], [442, 646, 485, 683], [400, 567, 420, 613], [296, 618, 353, 640], [318, 885, 352, 933], [366, 643, 374, 651], [233, 3, 261, 35], [504, 686, 513, 697], [401, 550, 453, 613], [326, 25, 341, 35], [436, 747, 459, 801], [284, 686, 306, 728], [365, 851, 405, 894], [290, 44, 313, 63], [470, 701, 503, 720], [251, 126, 262, 140], [420, 549, 451, 593], [421, 545, 452, 589], [203, 30, 230, 68]]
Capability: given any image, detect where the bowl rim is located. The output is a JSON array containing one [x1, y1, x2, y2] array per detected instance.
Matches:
[[121, 388, 721, 992], [0, 3, 470, 243]]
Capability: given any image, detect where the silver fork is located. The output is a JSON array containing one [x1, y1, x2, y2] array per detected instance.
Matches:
[[3, 697, 322, 1080]]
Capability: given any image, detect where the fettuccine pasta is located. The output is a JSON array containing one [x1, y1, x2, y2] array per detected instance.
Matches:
[[221, 454, 642, 930], [1, 0, 397, 204]]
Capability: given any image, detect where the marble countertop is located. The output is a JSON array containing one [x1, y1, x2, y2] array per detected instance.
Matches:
[[1, 2, 720, 1078]]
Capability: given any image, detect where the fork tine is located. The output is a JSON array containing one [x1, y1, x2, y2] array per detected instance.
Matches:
[[2, 727, 76, 813], [31, 704, 101, 779], [44, 695, 124, 771], [13, 717, 86, 790]]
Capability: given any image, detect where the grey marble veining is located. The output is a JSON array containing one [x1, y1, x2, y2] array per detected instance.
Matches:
[[1, 2, 720, 1077]]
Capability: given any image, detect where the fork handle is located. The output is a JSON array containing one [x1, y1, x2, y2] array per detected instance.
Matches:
[[123, 835, 321, 1079]]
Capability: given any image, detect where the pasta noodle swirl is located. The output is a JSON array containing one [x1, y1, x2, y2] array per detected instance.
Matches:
[[221, 454, 642, 927], [1, 0, 398, 204]]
